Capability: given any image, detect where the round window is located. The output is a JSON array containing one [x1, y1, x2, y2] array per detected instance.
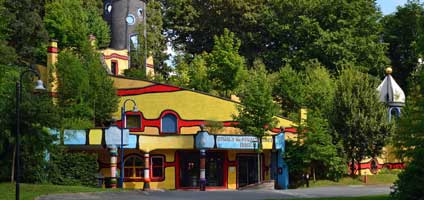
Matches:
[[105, 3, 112, 14], [137, 8, 143, 17], [126, 14, 135, 25]]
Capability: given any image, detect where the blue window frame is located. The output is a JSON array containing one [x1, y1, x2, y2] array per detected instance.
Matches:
[[161, 114, 177, 133]]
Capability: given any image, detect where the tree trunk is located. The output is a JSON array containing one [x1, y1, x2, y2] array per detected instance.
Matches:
[[312, 167, 316, 182], [350, 157, 355, 177], [11, 144, 15, 183]]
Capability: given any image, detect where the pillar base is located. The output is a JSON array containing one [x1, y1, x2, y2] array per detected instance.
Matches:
[[200, 178, 206, 191], [143, 182, 150, 190]]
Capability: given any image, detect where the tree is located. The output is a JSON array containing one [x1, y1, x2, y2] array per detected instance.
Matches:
[[163, 0, 387, 73], [301, 112, 345, 181], [44, 0, 110, 50], [162, 0, 266, 66], [2, 0, 48, 63], [207, 29, 246, 97], [331, 67, 393, 175], [390, 64, 424, 200], [56, 45, 118, 128], [233, 60, 278, 182], [382, 1, 423, 90]]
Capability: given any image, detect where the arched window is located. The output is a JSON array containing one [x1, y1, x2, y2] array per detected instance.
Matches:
[[161, 113, 177, 134], [124, 155, 144, 178]]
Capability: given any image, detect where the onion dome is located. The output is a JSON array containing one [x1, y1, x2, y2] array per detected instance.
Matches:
[[377, 67, 405, 107]]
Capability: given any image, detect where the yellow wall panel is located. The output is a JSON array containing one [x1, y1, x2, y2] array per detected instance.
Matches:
[[143, 127, 160, 135], [180, 126, 201, 134], [151, 149, 175, 162], [139, 135, 194, 152], [228, 166, 237, 189], [228, 151, 237, 161], [111, 76, 153, 89], [89, 129, 103, 145], [149, 167, 176, 189]]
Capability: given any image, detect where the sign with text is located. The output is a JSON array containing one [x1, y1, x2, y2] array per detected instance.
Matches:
[[216, 135, 274, 149], [216, 136, 257, 149]]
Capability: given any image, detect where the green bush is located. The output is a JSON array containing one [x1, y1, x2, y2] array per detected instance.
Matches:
[[391, 149, 424, 200], [48, 146, 98, 187]]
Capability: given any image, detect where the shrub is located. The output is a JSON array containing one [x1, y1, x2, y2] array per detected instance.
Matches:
[[391, 149, 424, 200], [48, 146, 98, 187]]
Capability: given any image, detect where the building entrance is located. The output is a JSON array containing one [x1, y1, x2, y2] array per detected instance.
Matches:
[[179, 151, 200, 188], [237, 155, 260, 188], [205, 152, 224, 187]]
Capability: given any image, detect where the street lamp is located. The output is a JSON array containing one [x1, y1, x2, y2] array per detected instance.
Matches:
[[15, 68, 46, 200], [119, 99, 138, 188]]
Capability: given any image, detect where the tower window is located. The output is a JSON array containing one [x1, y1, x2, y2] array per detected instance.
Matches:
[[137, 8, 143, 17], [105, 3, 112, 14], [126, 14, 135, 25]]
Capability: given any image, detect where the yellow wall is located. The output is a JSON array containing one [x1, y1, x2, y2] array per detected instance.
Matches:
[[101, 48, 129, 75], [111, 76, 153, 89], [116, 91, 238, 121], [138, 135, 194, 152]]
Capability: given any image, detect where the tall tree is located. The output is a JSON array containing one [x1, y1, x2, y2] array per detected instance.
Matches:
[[331, 67, 393, 175], [3, 0, 48, 63], [233, 59, 278, 183], [390, 62, 424, 200], [382, 1, 423, 90], [207, 29, 246, 97], [44, 0, 110, 50]]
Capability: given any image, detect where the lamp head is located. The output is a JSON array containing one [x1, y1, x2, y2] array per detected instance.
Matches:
[[132, 105, 139, 112], [34, 79, 46, 91]]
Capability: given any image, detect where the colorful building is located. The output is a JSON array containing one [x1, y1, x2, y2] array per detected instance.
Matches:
[[36, 0, 406, 191], [58, 74, 300, 190]]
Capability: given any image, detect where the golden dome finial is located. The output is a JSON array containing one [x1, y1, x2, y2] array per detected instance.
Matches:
[[385, 67, 393, 75]]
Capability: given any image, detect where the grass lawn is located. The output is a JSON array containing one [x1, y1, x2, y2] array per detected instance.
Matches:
[[307, 174, 398, 188], [270, 194, 389, 200], [0, 182, 111, 200]]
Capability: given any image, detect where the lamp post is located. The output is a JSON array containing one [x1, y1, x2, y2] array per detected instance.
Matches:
[[119, 99, 138, 188], [15, 68, 46, 200]]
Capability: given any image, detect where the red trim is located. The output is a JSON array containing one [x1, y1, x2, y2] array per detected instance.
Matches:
[[271, 127, 297, 133], [118, 84, 182, 96], [147, 63, 154, 68], [104, 53, 128, 60], [48, 47, 58, 53]]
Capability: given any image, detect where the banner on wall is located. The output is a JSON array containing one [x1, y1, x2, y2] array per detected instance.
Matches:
[[216, 135, 273, 150]]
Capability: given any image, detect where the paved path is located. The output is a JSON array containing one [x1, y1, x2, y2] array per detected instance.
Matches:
[[37, 185, 391, 200]]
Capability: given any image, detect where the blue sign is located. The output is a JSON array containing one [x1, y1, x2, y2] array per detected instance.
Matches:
[[125, 134, 137, 149], [275, 133, 285, 151], [105, 126, 129, 146], [216, 135, 258, 149], [64, 129, 86, 145], [195, 131, 215, 149]]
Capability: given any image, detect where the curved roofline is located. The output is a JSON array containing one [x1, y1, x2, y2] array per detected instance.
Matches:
[[110, 75, 241, 104]]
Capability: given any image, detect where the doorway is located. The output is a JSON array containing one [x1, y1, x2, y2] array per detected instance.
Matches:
[[237, 154, 261, 188], [206, 152, 225, 187], [179, 151, 199, 188]]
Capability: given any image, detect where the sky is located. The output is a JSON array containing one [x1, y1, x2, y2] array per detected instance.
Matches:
[[377, 0, 408, 15]]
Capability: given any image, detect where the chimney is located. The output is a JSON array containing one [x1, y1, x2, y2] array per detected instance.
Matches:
[[300, 108, 307, 125], [146, 52, 155, 77], [47, 39, 59, 94], [89, 34, 97, 49]]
